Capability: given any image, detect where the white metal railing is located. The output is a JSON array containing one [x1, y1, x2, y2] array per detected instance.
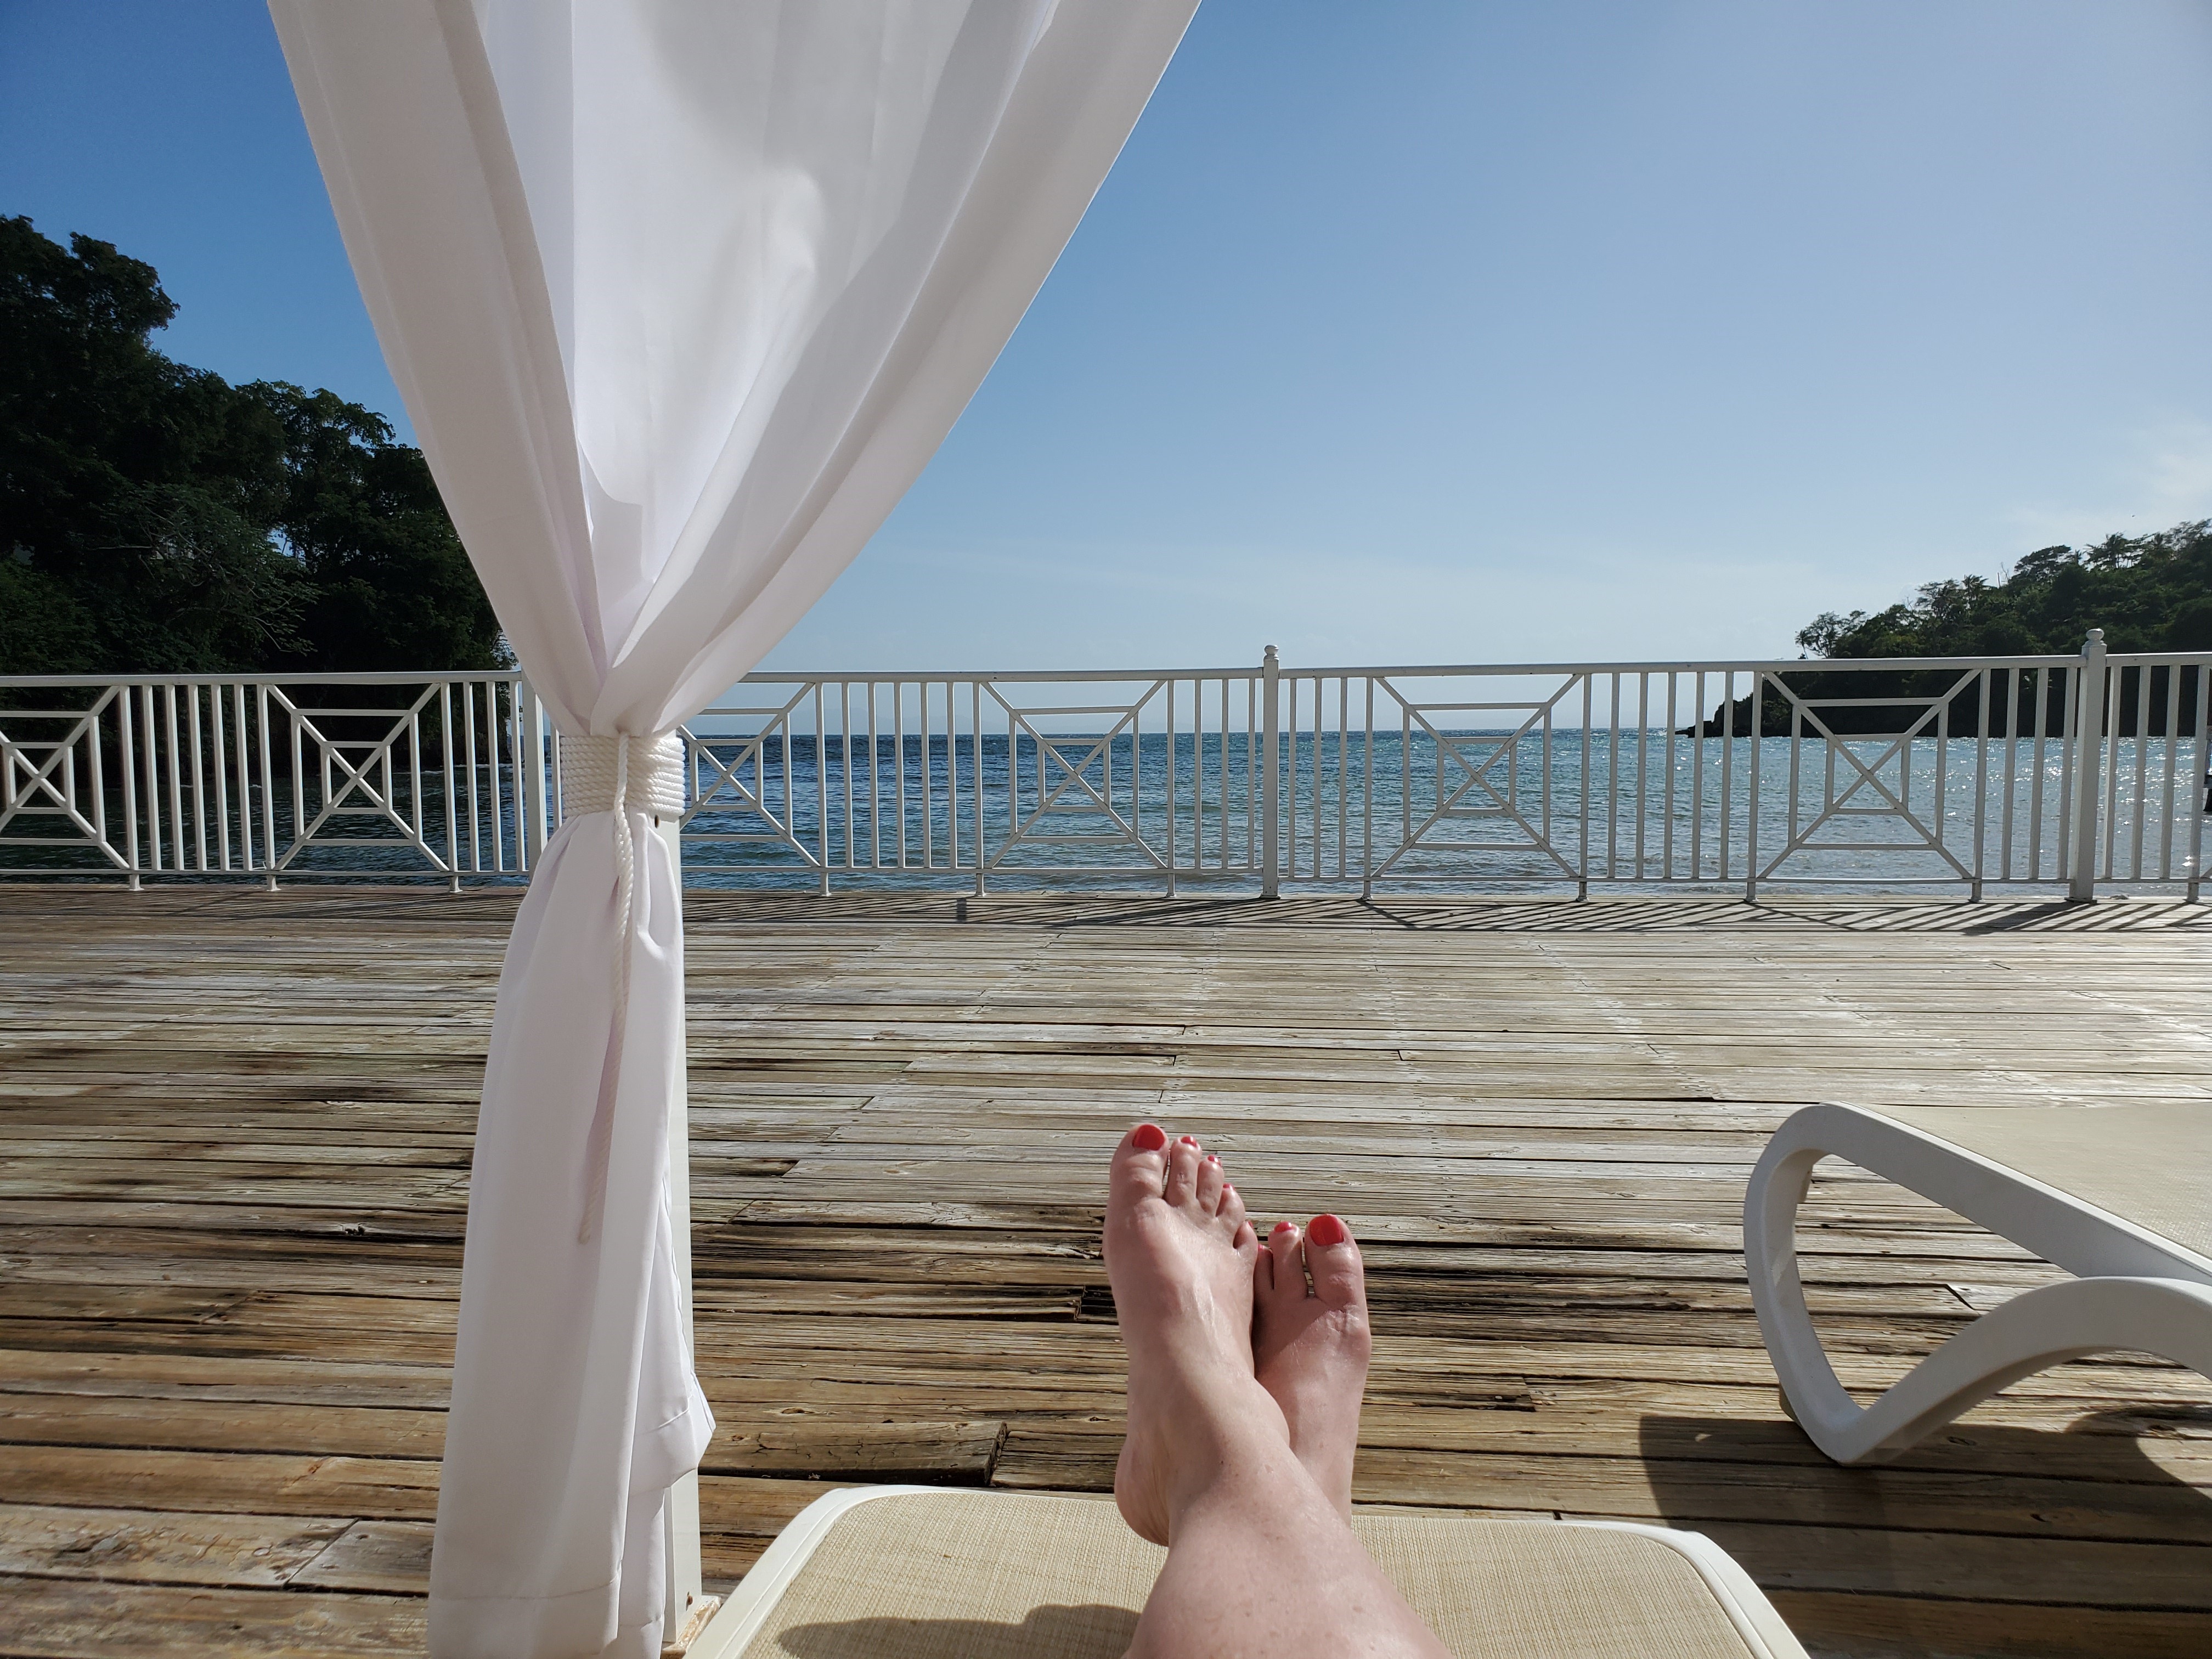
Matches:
[[4, 635, 2205, 899]]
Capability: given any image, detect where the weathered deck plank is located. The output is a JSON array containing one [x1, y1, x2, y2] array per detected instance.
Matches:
[[2, 887, 2209, 1658]]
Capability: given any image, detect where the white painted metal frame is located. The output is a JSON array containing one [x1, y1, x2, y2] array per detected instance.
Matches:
[[688, 1486, 1812, 1659], [1743, 1102, 2212, 1465], [6, 639, 2207, 898], [0, 670, 537, 888]]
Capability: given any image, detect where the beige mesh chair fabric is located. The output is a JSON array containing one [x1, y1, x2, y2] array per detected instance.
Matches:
[[1877, 1103, 2212, 1262], [710, 1488, 1804, 1659]]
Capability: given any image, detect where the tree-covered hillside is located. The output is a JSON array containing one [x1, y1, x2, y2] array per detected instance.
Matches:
[[0, 217, 503, 676], [1688, 523, 2209, 736], [1797, 522, 2212, 662]]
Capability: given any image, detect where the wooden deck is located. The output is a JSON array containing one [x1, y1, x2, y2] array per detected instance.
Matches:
[[2, 885, 2209, 1659]]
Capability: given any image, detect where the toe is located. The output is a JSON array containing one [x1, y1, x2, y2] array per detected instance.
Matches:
[[1266, 1221, 1307, 1304], [1194, 1152, 1226, 1215], [1233, 1218, 1259, 1267], [1110, 1124, 1169, 1206], [1303, 1212, 1366, 1310], [1217, 1181, 1247, 1233], [1163, 1135, 1203, 1209]]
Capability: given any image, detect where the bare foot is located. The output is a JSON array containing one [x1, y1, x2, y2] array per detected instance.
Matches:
[[1252, 1214, 1373, 1519], [1105, 1124, 1279, 1545]]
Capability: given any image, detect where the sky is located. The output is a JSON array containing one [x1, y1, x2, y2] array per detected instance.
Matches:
[[4, 0, 2210, 675]]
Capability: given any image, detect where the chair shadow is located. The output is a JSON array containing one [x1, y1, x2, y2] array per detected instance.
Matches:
[[1638, 1404, 2212, 1652], [775, 1602, 1139, 1659]]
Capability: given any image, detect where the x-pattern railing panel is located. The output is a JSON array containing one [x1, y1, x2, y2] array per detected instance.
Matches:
[[3, 648, 2204, 896], [1756, 667, 1985, 883], [1367, 674, 1582, 881], [676, 685, 824, 870]]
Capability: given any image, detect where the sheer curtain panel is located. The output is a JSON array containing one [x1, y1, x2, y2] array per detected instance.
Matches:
[[267, 4, 1197, 1655]]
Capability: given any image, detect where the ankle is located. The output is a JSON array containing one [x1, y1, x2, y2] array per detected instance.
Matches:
[[1151, 1376, 1295, 1515], [1165, 1424, 1338, 1542]]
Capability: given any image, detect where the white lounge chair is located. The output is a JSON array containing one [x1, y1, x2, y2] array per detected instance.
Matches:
[[1745, 1102, 2212, 1465], [691, 1487, 1809, 1658]]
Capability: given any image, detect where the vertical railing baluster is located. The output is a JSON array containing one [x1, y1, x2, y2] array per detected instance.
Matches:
[[1165, 678, 1177, 894], [1999, 670, 2018, 884], [88, 687, 111, 870], [161, 683, 184, 872], [2068, 632, 2106, 901], [1634, 673, 1650, 881], [210, 683, 232, 871], [2159, 662, 2181, 881], [1362, 676, 1375, 896], [814, 684, 830, 895], [2187, 661, 2208, 902], [1690, 672, 1706, 882], [1982, 668, 1999, 902], [2130, 664, 2152, 883], [120, 684, 142, 888], [972, 679, 985, 895], [1606, 672, 1621, 884], [463, 682, 482, 872], [257, 684, 279, 883], [1745, 672, 1762, 902], [2032, 667, 2052, 882], [1260, 646, 1279, 899], [893, 681, 907, 870], [2102, 661, 2125, 885], [185, 684, 209, 871], [1932, 681, 1949, 872], [1662, 675, 1678, 882], [1718, 671, 1735, 886], [1578, 675, 1592, 899], [1285, 673, 1299, 881], [1785, 693, 1802, 879], [438, 684, 460, 888]]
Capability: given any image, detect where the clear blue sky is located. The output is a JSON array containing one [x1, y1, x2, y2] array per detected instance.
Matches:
[[5, 1, 2209, 672]]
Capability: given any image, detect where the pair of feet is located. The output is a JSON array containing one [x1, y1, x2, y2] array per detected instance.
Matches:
[[1105, 1122, 1373, 1546]]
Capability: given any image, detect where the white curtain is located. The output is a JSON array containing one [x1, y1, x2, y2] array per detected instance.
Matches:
[[268, 4, 1197, 1656]]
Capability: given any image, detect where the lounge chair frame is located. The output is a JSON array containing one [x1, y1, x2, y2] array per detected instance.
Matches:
[[1745, 1102, 2212, 1465]]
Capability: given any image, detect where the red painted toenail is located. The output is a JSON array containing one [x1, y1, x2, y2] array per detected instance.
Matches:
[[1178, 1135, 1199, 1146], [1271, 1220, 1296, 1235], [1131, 1124, 1167, 1151], [1204, 1154, 1220, 1165], [1307, 1213, 1349, 1246]]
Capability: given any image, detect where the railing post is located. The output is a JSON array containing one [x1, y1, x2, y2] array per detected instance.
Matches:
[[1260, 645, 1280, 899], [520, 675, 550, 864], [2068, 629, 2107, 903]]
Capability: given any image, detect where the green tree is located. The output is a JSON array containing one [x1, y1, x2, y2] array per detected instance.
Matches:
[[1738, 522, 2212, 736], [0, 216, 503, 675], [1795, 522, 2212, 662]]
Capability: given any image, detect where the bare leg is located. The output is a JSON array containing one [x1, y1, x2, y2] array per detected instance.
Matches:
[[1107, 1126, 1448, 1659]]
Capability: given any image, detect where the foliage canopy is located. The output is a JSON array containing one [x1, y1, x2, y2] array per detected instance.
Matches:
[[0, 217, 504, 675], [1686, 523, 2211, 736], [1796, 523, 2212, 662]]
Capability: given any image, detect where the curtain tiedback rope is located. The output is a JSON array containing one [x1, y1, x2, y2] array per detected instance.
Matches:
[[270, 3, 1199, 1652], [562, 731, 686, 1244], [563, 732, 687, 820]]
